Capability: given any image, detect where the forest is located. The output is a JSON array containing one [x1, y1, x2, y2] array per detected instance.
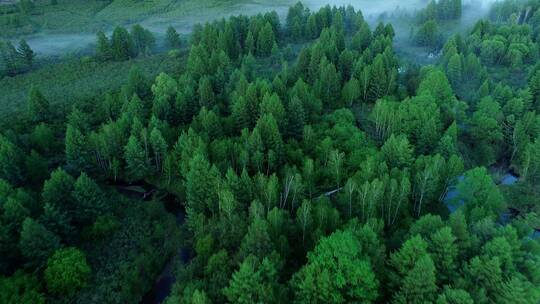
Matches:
[[1, 0, 540, 303]]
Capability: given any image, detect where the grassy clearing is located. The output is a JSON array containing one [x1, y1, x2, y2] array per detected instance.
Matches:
[[0, 0, 293, 38], [0, 52, 182, 118]]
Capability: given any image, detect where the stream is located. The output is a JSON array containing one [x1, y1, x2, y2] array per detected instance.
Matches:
[[141, 189, 191, 304], [112, 182, 191, 304]]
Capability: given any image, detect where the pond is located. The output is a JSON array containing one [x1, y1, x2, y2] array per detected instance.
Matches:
[[443, 171, 520, 214], [442, 171, 540, 239]]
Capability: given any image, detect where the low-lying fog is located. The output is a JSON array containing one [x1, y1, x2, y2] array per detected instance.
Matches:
[[12, 0, 499, 59]]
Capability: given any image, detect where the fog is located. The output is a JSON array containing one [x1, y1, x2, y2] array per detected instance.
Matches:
[[11, 0, 500, 58]]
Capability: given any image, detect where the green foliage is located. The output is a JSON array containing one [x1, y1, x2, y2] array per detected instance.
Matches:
[[224, 255, 282, 303], [415, 20, 441, 48], [44, 247, 91, 295], [292, 229, 379, 303], [166, 26, 182, 49], [18, 218, 61, 269], [27, 86, 50, 123], [0, 271, 45, 304]]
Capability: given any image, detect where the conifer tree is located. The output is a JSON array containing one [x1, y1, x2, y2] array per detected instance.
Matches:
[[166, 26, 182, 49], [95, 31, 111, 61], [17, 39, 34, 68], [27, 86, 50, 123], [124, 135, 149, 181]]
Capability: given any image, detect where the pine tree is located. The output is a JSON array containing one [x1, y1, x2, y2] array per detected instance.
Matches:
[[42, 168, 75, 208], [16, 39, 34, 68], [166, 26, 182, 49], [124, 135, 149, 181], [257, 22, 275, 57], [0, 40, 23, 76], [342, 77, 361, 107], [286, 96, 305, 140], [315, 58, 340, 109], [224, 255, 279, 304], [95, 31, 111, 62], [447, 53, 462, 85], [393, 255, 438, 303], [18, 218, 61, 269], [131, 24, 155, 56], [110, 26, 135, 61], [351, 22, 372, 52], [186, 153, 221, 215], [430, 227, 458, 284], [73, 173, 106, 226], [187, 44, 209, 80], [27, 86, 50, 123], [0, 135, 23, 184], [198, 76, 215, 108], [65, 124, 88, 172], [150, 128, 167, 172]]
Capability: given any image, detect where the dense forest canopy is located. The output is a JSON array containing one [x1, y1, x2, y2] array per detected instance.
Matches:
[[1, 0, 540, 303]]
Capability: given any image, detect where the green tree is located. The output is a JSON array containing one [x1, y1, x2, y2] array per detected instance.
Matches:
[[454, 167, 506, 220], [0, 271, 46, 304], [27, 86, 50, 123], [16, 39, 34, 68], [42, 168, 75, 208], [95, 31, 111, 61], [152, 72, 177, 120], [393, 255, 438, 304], [381, 134, 414, 169], [292, 229, 379, 303], [44, 247, 91, 295], [224, 255, 281, 304], [30, 123, 55, 154], [25, 150, 48, 184], [341, 78, 360, 107], [436, 287, 474, 304], [430, 227, 458, 284], [0, 40, 24, 76], [150, 128, 167, 172], [388, 235, 429, 288], [0, 135, 22, 184], [65, 124, 88, 172], [257, 22, 276, 57], [18, 218, 61, 268], [198, 76, 215, 108], [131, 24, 155, 56], [446, 53, 462, 85], [185, 153, 220, 215], [351, 22, 372, 52], [166, 26, 182, 49], [415, 20, 440, 48], [366, 55, 393, 102], [238, 217, 273, 260], [110, 26, 135, 61], [469, 97, 504, 165], [315, 58, 340, 109], [73, 173, 106, 226], [124, 135, 150, 181], [286, 96, 306, 139]]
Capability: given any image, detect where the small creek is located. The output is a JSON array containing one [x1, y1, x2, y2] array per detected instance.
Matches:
[[112, 181, 190, 304]]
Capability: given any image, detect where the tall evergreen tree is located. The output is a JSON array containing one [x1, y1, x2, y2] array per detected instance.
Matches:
[[166, 26, 182, 49]]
